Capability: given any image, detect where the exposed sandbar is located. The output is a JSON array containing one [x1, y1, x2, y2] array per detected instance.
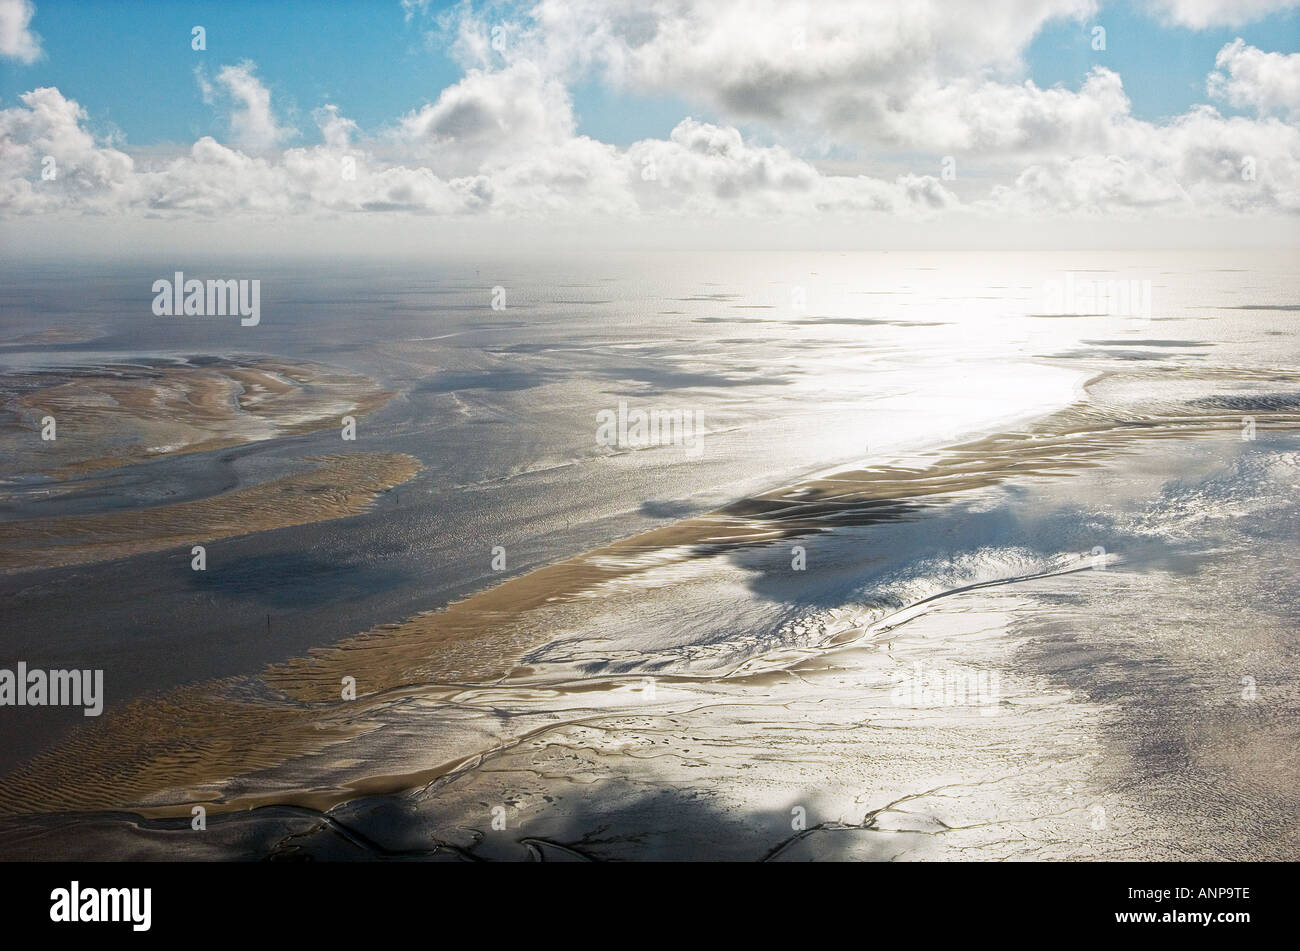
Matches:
[[0, 357, 392, 479], [1, 369, 1297, 819], [0, 452, 420, 574]]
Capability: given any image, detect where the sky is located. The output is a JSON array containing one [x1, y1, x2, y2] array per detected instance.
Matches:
[[1, 0, 1299, 253]]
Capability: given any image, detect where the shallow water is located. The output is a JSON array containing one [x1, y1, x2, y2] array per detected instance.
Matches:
[[0, 250, 1297, 858]]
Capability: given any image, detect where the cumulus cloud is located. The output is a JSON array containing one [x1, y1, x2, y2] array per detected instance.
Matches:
[[197, 61, 297, 153], [858, 66, 1132, 154], [2, 75, 1296, 225], [1144, 0, 1300, 28], [0, 87, 134, 213], [392, 61, 576, 174], [628, 118, 956, 217], [0, 0, 40, 63], [137, 136, 486, 217], [1208, 40, 1300, 119], [974, 45, 1300, 219], [1, 8, 1298, 230], [446, 0, 1106, 152], [986, 105, 1300, 217], [0, 85, 960, 222], [314, 104, 358, 150]]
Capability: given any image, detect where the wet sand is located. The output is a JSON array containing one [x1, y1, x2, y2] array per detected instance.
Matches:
[[0, 452, 421, 574], [0, 356, 414, 575], [0, 357, 392, 480], [0, 366, 1296, 831]]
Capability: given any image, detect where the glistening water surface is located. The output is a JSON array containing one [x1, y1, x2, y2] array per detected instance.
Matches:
[[0, 250, 1296, 858]]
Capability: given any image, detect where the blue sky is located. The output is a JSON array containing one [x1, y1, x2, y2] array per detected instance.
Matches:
[[3, 0, 1297, 151], [1029, 5, 1300, 119], [0, 1, 464, 143], [0, 0, 699, 146]]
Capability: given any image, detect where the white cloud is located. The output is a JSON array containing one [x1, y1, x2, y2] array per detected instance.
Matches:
[[1, 12, 1298, 234], [1208, 40, 1300, 119], [314, 104, 358, 150], [2, 75, 1296, 225], [856, 66, 1132, 154], [198, 61, 297, 153], [1144, 0, 1300, 28], [391, 62, 575, 174], [0, 87, 134, 213], [447, 0, 1106, 152], [986, 105, 1300, 216], [628, 118, 956, 217], [0, 84, 961, 223], [0, 0, 40, 63]]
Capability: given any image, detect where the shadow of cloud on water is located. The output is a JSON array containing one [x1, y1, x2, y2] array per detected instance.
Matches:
[[0, 783, 912, 861]]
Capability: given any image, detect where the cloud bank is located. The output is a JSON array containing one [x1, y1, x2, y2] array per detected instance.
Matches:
[[2, 0, 1298, 245]]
